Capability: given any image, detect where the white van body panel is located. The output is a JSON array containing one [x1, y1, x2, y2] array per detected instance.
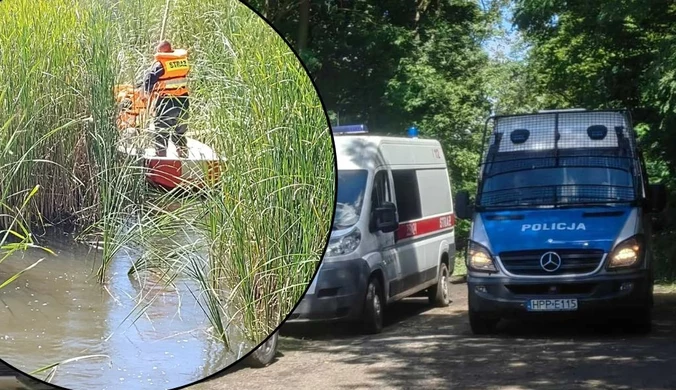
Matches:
[[332, 135, 456, 304]]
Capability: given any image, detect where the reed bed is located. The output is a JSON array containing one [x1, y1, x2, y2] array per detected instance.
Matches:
[[170, 0, 334, 341], [0, 0, 334, 351]]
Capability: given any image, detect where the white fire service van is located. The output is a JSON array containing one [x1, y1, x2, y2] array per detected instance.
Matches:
[[289, 125, 457, 333]]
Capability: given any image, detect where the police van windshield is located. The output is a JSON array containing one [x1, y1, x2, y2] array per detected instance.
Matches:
[[477, 111, 641, 209], [334, 169, 368, 230], [479, 164, 635, 208]]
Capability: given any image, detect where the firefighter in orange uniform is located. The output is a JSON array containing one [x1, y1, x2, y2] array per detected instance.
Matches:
[[143, 40, 190, 157]]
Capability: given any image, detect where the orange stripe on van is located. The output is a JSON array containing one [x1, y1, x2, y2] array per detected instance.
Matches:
[[396, 213, 455, 241]]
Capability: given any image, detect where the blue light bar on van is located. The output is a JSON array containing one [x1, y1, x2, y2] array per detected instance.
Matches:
[[332, 124, 368, 135], [407, 126, 419, 138]]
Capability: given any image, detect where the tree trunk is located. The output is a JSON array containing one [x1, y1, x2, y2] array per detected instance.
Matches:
[[297, 0, 310, 51], [414, 0, 431, 39]]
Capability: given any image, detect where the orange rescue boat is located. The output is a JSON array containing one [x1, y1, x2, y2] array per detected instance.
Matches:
[[114, 84, 223, 190]]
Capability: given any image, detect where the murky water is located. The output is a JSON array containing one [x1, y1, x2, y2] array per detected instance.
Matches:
[[0, 233, 240, 390]]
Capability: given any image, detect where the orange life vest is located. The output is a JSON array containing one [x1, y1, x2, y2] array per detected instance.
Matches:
[[115, 85, 147, 129], [154, 49, 190, 97]]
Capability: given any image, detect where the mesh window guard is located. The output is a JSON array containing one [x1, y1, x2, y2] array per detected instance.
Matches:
[[476, 110, 642, 209]]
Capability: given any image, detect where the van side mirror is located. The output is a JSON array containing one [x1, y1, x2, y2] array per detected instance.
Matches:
[[374, 202, 399, 233], [648, 183, 667, 213], [455, 190, 473, 220]]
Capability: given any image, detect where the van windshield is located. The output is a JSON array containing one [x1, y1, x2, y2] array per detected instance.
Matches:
[[334, 169, 368, 230], [478, 161, 636, 208]]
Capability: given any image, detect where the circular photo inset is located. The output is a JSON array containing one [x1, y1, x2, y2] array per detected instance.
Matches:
[[0, 0, 335, 389]]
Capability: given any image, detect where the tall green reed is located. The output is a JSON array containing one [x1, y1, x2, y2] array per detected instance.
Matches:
[[1, 0, 335, 348], [168, 0, 335, 342], [0, 185, 56, 289], [106, 0, 335, 344], [0, 1, 89, 226], [78, 1, 147, 282]]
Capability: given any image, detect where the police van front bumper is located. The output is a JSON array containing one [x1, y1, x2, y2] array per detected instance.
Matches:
[[468, 270, 652, 318], [287, 258, 370, 323]]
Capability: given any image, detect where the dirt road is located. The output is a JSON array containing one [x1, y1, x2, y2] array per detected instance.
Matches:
[[191, 283, 676, 390]]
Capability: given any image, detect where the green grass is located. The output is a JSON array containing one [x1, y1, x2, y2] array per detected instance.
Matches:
[[0, 0, 334, 353], [453, 251, 467, 277], [654, 283, 676, 293]]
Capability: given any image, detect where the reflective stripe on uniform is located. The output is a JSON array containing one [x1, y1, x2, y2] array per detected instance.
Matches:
[[161, 77, 187, 90]]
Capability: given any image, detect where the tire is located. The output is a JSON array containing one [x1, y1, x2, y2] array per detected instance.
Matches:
[[469, 311, 499, 335], [622, 308, 652, 335], [428, 263, 451, 307], [244, 332, 279, 368], [363, 277, 385, 334]]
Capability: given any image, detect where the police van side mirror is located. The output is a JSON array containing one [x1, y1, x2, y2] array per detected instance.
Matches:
[[648, 183, 667, 213], [455, 190, 473, 220], [374, 202, 399, 233]]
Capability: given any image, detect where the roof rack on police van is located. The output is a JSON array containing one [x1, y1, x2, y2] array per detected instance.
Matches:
[[332, 124, 368, 135], [537, 108, 587, 113]]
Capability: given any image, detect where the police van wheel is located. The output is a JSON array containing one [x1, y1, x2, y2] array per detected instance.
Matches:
[[428, 263, 451, 307], [363, 277, 384, 334], [244, 331, 279, 368], [469, 311, 499, 335]]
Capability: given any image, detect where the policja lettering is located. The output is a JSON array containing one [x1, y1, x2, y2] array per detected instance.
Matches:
[[521, 223, 586, 232]]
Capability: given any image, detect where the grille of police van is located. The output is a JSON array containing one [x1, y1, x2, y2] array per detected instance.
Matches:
[[498, 249, 605, 276]]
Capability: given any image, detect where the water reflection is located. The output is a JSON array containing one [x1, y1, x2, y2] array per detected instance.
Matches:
[[0, 234, 237, 390]]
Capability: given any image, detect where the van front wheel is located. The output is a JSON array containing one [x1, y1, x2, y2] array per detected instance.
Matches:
[[428, 263, 451, 307], [362, 277, 384, 334], [244, 331, 279, 368]]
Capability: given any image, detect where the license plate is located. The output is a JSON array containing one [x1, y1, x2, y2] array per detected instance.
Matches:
[[526, 298, 578, 312], [306, 263, 323, 295]]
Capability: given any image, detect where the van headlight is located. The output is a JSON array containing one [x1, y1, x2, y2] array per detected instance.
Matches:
[[467, 241, 497, 272], [326, 228, 361, 257], [607, 235, 644, 269]]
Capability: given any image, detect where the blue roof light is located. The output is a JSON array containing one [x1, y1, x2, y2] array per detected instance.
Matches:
[[332, 124, 368, 135], [587, 125, 608, 140], [407, 126, 419, 138], [510, 128, 530, 144]]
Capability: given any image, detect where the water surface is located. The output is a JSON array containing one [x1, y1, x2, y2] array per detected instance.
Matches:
[[0, 234, 239, 390]]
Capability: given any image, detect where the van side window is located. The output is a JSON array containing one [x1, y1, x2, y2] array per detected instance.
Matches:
[[369, 170, 392, 232], [392, 170, 422, 222], [417, 169, 453, 217], [371, 170, 391, 209]]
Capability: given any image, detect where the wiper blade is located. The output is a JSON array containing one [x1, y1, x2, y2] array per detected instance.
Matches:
[[477, 204, 550, 211], [555, 201, 633, 208]]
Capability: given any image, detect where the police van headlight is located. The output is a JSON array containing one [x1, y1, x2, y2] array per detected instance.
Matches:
[[607, 235, 644, 269], [326, 228, 361, 257], [467, 241, 497, 272]]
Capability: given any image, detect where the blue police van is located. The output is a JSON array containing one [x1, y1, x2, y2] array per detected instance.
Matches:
[[454, 109, 667, 334]]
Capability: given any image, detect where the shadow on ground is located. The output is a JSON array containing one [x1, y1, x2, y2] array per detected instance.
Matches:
[[208, 288, 676, 389]]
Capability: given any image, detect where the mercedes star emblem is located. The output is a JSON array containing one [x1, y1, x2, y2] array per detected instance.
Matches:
[[540, 251, 562, 272]]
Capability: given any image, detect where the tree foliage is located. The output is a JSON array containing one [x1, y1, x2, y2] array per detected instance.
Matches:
[[244, 0, 509, 245], [244, 0, 676, 279], [512, 0, 676, 279]]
